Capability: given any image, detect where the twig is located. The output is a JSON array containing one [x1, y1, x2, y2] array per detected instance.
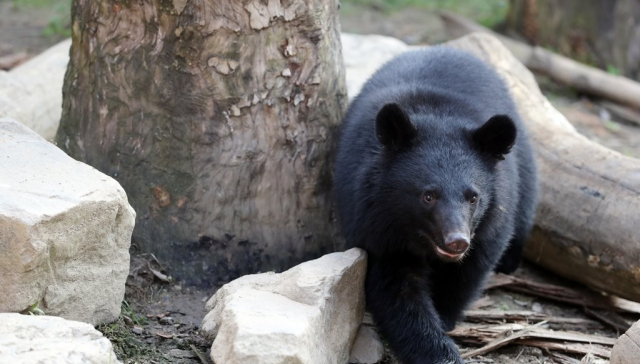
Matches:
[[461, 320, 548, 359], [486, 274, 640, 314], [464, 310, 597, 326], [517, 340, 611, 359], [190, 344, 208, 364], [599, 100, 640, 127], [582, 307, 630, 333]]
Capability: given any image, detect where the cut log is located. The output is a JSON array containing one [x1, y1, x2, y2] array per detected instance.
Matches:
[[611, 320, 640, 364], [55, 1, 347, 285], [439, 11, 640, 110]]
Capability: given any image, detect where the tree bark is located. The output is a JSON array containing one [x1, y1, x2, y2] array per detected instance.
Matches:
[[507, 0, 640, 81], [56, 0, 347, 286]]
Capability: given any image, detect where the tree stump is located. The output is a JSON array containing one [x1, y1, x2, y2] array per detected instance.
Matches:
[[56, 0, 347, 285]]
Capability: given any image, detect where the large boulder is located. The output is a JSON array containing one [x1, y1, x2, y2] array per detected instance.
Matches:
[[0, 313, 121, 364], [0, 118, 135, 325], [340, 33, 409, 101], [202, 248, 366, 364], [0, 39, 70, 141]]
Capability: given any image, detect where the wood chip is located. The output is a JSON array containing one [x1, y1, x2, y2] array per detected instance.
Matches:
[[156, 331, 173, 339], [149, 266, 170, 282]]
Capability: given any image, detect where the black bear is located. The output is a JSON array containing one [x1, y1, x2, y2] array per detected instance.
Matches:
[[334, 46, 538, 364]]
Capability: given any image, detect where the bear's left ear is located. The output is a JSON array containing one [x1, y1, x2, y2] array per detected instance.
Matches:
[[472, 115, 517, 160], [376, 103, 417, 150]]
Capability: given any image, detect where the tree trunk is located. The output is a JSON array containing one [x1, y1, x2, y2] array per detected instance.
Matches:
[[507, 0, 640, 81], [56, 0, 347, 286]]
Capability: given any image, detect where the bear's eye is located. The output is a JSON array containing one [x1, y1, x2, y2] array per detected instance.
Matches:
[[469, 195, 478, 204], [424, 193, 434, 203]]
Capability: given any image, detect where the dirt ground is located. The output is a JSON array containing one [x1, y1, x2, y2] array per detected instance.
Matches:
[[2, 1, 640, 363]]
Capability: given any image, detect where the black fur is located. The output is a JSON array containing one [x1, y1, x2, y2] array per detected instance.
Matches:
[[334, 47, 538, 363]]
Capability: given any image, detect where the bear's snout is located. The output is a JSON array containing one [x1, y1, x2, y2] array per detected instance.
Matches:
[[439, 232, 470, 258]]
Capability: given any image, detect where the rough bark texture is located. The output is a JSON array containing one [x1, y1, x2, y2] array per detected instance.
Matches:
[[507, 0, 640, 81], [56, 0, 347, 286]]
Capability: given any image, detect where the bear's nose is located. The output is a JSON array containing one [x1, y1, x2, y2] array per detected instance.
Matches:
[[444, 233, 470, 254]]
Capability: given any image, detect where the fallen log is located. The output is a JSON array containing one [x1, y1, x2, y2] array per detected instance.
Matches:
[[439, 11, 640, 111], [444, 34, 640, 302]]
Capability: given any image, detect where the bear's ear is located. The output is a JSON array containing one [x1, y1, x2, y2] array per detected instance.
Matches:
[[472, 115, 517, 160], [376, 103, 417, 150]]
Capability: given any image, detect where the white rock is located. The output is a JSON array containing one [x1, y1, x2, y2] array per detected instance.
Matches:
[[0, 118, 135, 325], [0, 39, 71, 141], [340, 33, 409, 100], [0, 313, 121, 364], [202, 248, 367, 364], [349, 325, 385, 364]]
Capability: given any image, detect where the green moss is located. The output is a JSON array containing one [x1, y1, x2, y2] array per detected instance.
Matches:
[[97, 303, 165, 363]]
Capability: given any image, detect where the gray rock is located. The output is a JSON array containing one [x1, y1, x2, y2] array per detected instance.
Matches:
[[168, 349, 196, 359], [159, 316, 175, 325], [349, 325, 385, 364], [531, 302, 543, 313], [202, 248, 367, 364], [0, 313, 121, 364], [0, 118, 135, 325]]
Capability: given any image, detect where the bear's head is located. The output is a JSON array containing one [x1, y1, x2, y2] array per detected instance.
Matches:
[[372, 102, 517, 262]]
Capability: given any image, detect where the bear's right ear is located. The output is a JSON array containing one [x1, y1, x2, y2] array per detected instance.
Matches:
[[376, 103, 417, 150], [472, 114, 517, 160]]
